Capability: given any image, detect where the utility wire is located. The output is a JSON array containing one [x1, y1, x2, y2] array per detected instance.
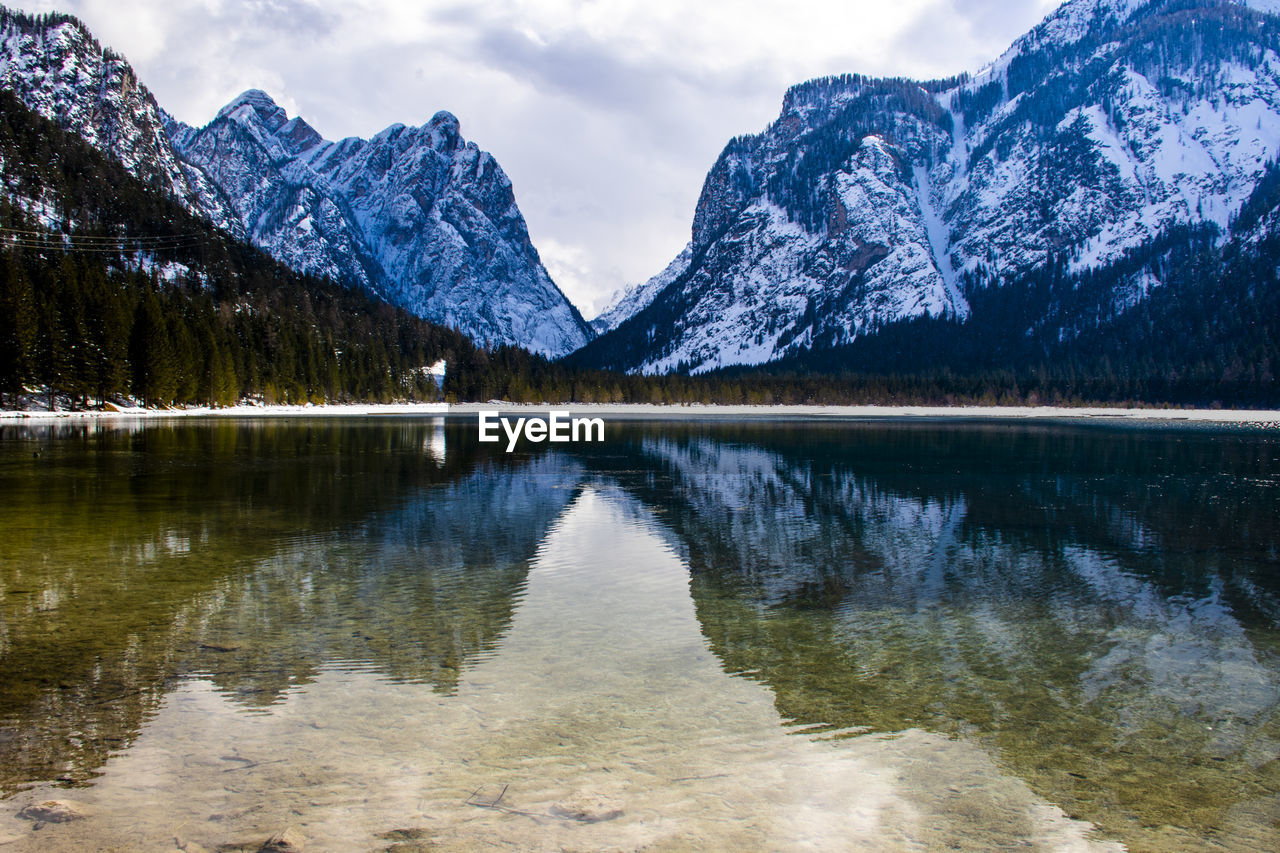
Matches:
[[0, 225, 202, 241], [0, 226, 204, 253], [1, 242, 200, 253]]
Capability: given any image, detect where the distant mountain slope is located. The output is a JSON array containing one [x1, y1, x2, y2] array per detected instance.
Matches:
[[579, 0, 1280, 374], [0, 8, 240, 234], [167, 91, 594, 357], [0, 86, 472, 406], [591, 243, 693, 335], [0, 7, 592, 357]]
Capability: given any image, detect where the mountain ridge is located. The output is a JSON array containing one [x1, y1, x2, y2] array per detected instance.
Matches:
[[166, 88, 594, 358], [0, 7, 592, 358], [0, 7, 242, 234], [581, 0, 1280, 374]]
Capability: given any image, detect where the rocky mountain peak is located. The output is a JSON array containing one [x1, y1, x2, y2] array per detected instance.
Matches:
[[579, 0, 1280, 374], [426, 110, 462, 150], [0, 8, 591, 357], [168, 88, 592, 356], [216, 88, 289, 130]]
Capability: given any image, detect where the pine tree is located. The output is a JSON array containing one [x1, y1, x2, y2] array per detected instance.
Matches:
[[0, 252, 38, 401], [130, 291, 176, 406], [168, 311, 199, 404], [83, 263, 132, 403], [55, 255, 94, 405]]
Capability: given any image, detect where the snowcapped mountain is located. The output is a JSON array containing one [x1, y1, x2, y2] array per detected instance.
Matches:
[[0, 9, 592, 358], [582, 0, 1280, 373], [167, 91, 593, 357], [591, 243, 693, 335], [0, 9, 240, 234]]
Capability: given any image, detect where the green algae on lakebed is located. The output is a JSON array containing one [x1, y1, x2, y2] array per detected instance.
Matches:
[[0, 417, 1277, 851]]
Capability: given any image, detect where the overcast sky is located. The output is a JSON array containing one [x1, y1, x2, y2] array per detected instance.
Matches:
[[17, 0, 1062, 318]]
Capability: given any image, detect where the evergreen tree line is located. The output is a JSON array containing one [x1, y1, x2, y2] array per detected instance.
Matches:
[[740, 201, 1279, 409], [0, 235, 460, 406], [1, 65, 1276, 410], [0, 89, 472, 407]]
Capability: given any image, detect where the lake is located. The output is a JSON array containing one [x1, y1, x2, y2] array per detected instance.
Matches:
[[0, 416, 1277, 851]]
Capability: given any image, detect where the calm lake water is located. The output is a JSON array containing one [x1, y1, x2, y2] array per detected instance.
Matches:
[[1, 416, 1278, 851]]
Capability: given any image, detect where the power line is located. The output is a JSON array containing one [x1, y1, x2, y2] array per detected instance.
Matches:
[[0, 227, 204, 253], [1, 236, 198, 244], [2, 241, 200, 252], [0, 225, 201, 241]]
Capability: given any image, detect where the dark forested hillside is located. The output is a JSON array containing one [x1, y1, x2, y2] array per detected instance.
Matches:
[[2, 69, 1275, 411], [0, 88, 474, 407], [734, 195, 1280, 408]]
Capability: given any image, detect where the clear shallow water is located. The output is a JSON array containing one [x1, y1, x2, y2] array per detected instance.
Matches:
[[0, 418, 1277, 851]]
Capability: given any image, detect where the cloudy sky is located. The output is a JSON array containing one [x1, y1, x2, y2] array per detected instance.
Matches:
[[16, 0, 1063, 318]]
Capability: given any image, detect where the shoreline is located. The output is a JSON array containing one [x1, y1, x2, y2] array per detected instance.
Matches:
[[2, 401, 1279, 425], [0, 402, 451, 421], [451, 402, 1280, 425]]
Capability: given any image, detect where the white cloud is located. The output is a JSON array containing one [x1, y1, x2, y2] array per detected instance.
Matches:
[[537, 237, 600, 317], [9, 0, 1066, 317]]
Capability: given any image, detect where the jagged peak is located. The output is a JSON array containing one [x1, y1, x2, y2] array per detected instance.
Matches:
[[371, 122, 408, 144], [278, 115, 321, 153], [428, 110, 460, 130], [216, 88, 288, 131], [0, 6, 130, 65], [426, 110, 462, 149]]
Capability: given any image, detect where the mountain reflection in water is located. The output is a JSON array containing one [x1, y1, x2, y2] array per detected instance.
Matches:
[[604, 423, 1280, 850], [0, 418, 1277, 851]]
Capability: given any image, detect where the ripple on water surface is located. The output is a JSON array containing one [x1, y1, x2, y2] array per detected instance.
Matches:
[[0, 418, 1277, 851]]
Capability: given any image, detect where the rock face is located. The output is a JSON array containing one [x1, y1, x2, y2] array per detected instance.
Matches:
[[585, 0, 1280, 373], [0, 10, 592, 358], [167, 92, 594, 357], [0, 9, 240, 234]]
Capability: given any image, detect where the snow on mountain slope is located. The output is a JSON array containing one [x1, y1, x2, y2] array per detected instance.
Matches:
[[0, 9, 591, 358], [948, 0, 1280, 278], [577, 77, 972, 374], [167, 91, 593, 357], [592, 243, 693, 334], [0, 10, 240, 235], [583, 0, 1280, 373], [644, 137, 971, 374]]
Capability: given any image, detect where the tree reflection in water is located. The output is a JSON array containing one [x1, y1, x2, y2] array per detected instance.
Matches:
[[0, 418, 1276, 851]]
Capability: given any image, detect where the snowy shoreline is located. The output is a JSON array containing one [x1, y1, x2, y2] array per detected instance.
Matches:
[[0, 402, 450, 422], [3, 401, 1278, 425], [448, 402, 1280, 424]]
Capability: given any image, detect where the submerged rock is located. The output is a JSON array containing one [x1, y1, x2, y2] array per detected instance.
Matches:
[[257, 826, 304, 852], [173, 837, 211, 853], [549, 793, 624, 823], [17, 799, 90, 823], [375, 827, 434, 851]]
